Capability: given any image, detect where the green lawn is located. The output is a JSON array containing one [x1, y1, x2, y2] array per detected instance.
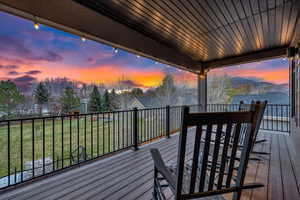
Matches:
[[0, 112, 169, 179]]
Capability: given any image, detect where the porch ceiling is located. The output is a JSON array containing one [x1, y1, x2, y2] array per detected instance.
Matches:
[[0, 0, 299, 71]]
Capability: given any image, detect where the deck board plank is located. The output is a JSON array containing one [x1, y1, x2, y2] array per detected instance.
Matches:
[[267, 134, 284, 200], [279, 134, 300, 200]]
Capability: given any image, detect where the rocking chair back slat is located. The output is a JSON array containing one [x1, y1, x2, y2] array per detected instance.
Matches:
[[226, 122, 242, 187], [189, 125, 203, 194], [208, 123, 223, 190], [198, 123, 213, 192], [217, 123, 234, 189]]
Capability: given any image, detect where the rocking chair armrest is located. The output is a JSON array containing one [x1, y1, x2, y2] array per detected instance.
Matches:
[[181, 183, 264, 199], [150, 148, 177, 189]]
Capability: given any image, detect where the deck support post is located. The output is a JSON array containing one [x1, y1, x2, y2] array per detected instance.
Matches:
[[166, 105, 170, 138], [197, 73, 207, 112], [133, 107, 139, 150]]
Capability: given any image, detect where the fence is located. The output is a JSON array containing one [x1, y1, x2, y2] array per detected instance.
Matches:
[[0, 103, 290, 189]]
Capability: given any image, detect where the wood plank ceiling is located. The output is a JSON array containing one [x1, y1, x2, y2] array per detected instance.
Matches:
[[74, 0, 300, 69]]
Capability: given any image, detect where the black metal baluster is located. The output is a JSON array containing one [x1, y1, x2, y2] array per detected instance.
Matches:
[[276, 105, 278, 131], [152, 109, 154, 139], [20, 120, 23, 182], [7, 121, 10, 186], [84, 115, 87, 160], [61, 117, 64, 168], [32, 119, 35, 177], [42, 119, 45, 175], [70, 116, 72, 166], [144, 110, 146, 141], [155, 108, 158, 137], [77, 116, 80, 164], [122, 111, 124, 148], [97, 114, 99, 156], [103, 113, 105, 154], [271, 105, 274, 131], [52, 118, 55, 171], [108, 112, 111, 152], [118, 112, 120, 149], [126, 111, 129, 146], [267, 105, 269, 130], [281, 105, 283, 131], [287, 105, 289, 132], [91, 114, 93, 158], [113, 112, 115, 151]]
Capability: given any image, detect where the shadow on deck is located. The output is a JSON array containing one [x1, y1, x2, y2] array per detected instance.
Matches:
[[0, 130, 299, 200]]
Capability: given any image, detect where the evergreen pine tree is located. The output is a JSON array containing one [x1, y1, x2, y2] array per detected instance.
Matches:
[[34, 82, 50, 114], [0, 80, 24, 115], [60, 86, 80, 113], [88, 86, 102, 112], [102, 89, 110, 111]]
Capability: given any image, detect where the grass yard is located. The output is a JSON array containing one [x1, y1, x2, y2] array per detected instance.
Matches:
[[0, 114, 134, 179], [0, 111, 170, 180]]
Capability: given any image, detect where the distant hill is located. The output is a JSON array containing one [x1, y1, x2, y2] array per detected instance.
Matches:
[[232, 92, 289, 104], [231, 77, 289, 93], [230, 77, 289, 104]]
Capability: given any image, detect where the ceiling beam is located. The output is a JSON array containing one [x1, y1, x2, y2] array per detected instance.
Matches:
[[201, 46, 288, 69], [0, 0, 198, 71]]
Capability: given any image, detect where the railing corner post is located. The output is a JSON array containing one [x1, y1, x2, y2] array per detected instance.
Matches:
[[166, 105, 170, 139], [133, 107, 139, 150]]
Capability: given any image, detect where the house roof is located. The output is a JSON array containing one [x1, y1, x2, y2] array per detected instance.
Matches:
[[133, 96, 159, 108], [0, 0, 299, 71]]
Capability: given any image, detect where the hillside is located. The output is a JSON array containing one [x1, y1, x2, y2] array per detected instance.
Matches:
[[230, 77, 289, 104]]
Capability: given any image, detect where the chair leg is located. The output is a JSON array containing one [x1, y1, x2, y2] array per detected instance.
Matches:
[[251, 151, 270, 155], [255, 139, 267, 144], [153, 168, 158, 200], [232, 191, 242, 200]]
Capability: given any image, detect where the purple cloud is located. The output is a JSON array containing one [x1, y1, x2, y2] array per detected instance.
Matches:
[[7, 71, 21, 76], [0, 64, 19, 70], [12, 75, 37, 92], [0, 36, 63, 63], [25, 70, 42, 75]]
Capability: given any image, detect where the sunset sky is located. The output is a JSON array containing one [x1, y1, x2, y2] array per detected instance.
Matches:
[[0, 11, 288, 89]]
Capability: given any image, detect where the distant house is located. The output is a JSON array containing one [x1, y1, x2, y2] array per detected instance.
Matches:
[[128, 96, 159, 109]]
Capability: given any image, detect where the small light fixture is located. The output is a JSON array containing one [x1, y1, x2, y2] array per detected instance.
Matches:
[[137, 55, 140, 58], [81, 37, 86, 42], [34, 22, 40, 30], [114, 48, 118, 53], [199, 74, 206, 79], [198, 68, 208, 79], [155, 61, 158, 64]]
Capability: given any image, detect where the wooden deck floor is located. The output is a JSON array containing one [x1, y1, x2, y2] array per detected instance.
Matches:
[[0, 130, 299, 200]]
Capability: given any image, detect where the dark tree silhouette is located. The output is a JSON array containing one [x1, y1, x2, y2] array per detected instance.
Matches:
[[34, 82, 50, 114], [0, 80, 24, 115], [88, 86, 102, 112], [60, 86, 80, 113]]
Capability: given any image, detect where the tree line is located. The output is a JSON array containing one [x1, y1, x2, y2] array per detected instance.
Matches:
[[0, 74, 197, 118]]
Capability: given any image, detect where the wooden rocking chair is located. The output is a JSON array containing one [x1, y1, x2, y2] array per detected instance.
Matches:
[[150, 104, 263, 200]]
